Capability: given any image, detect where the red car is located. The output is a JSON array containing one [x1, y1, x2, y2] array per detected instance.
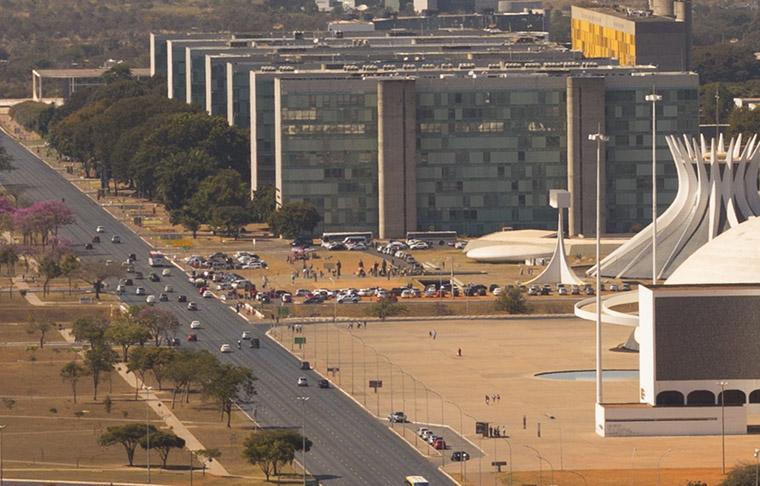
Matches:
[[432, 437, 447, 450], [187, 333, 198, 342]]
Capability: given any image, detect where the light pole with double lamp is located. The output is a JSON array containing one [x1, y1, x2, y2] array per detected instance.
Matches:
[[0, 424, 6, 486], [588, 130, 609, 405], [296, 396, 310, 486], [657, 448, 672, 486], [645, 90, 662, 284], [754, 448, 760, 486], [544, 413, 563, 470], [719, 381, 728, 474], [143, 385, 153, 483]]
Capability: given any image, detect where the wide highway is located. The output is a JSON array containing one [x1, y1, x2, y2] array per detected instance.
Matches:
[[0, 131, 455, 486]]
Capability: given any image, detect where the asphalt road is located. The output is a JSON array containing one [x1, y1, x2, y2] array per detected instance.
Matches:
[[0, 131, 455, 486]]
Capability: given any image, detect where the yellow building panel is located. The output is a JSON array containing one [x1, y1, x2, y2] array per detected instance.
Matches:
[[571, 17, 636, 65]]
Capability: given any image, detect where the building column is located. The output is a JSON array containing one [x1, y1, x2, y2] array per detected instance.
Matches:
[[566, 76, 606, 237], [377, 79, 417, 240]]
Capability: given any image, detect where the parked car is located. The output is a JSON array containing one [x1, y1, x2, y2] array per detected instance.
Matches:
[[187, 333, 198, 342], [91, 236, 100, 243], [451, 451, 471, 462], [255, 293, 271, 304], [295, 289, 312, 297], [177, 295, 188, 303], [304, 295, 325, 304], [164, 285, 173, 293], [401, 288, 420, 298], [220, 344, 232, 353], [417, 427, 430, 437], [111, 235, 121, 243], [135, 287, 146, 296], [162, 268, 172, 276], [492, 287, 504, 296], [388, 411, 407, 423], [149, 273, 160, 282], [145, 295, 156, 304], [202, 290, 213, 298], [297, 377, 308, 387], [190, 321, 201, 329], [558, 287, 568, 295], [337, 294, 359, 304], [120, 278, 133, 286], [158, 293, 169, 302], [281, 293, 293, 303], [84, 243, 94, 250], [432, 437, 447, 450]]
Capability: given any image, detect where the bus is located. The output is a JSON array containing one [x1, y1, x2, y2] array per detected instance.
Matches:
[[404, 476, 429, 486], [405, 231, 458, 245], [321, 232, 373, 245], [148, 251, 168, 267]]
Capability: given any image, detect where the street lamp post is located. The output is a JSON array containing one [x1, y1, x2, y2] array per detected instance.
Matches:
[[0, 424, 6, 486], [143, 385, 153, 483], [545, 413, 563, 470], [657, 448, 672, 486], [296, 396, 310, 486], [588, 130, 609, 405], [524, 445, 543, 486], [754, 448, 759, 486], [719, 381, 728, 474], [645, 90, 662, 285]]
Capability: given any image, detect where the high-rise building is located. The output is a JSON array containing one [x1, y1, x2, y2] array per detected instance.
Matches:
[[571, 1, 692, 71]]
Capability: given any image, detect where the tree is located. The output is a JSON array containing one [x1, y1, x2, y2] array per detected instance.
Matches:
[[242, 429, 311, 481], [127, 346, 152, 399], [84, 343, 118, 400], [184, 169, 252, 235], [250, 185, 277, 223], [99, 423, 156, 467], [144, 347, 177, 391], [267, 201, 322, 239], [366, 300, 407, 321], [72, 316, 109, 346], [0, 146, 14, 172], [26, 318, 52, 348], [106, 317, 151, 362], [728, 108, 760, 139], [136, 307, 180, 347], [170, 207, 202, 239], [58, 253, 80, 295], [76, 259, 121, 299], [494, 287, 529, 314], [720, 462, 756, 486], [166, 350, 217, 408], [202, 363, 256, 427], [38, 253, 62, 296], [139, 431, 186, 468], [60, 360, 88, 404]]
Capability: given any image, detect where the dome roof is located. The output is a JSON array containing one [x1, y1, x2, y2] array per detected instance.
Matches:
[[666, 216, 760, 285]]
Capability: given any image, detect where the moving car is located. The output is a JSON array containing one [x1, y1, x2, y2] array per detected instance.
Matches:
[[187, 302, 198, 311], [318, 379, 330, 389], [91, 236, 100, 243], [432, 437, 447, 450], [149, 273, 160, 282], [145, 295, 156, 304], [163, 285, 173, 293], [190, 321, 201, 329], [84, 243, 94, 250], [220, 344, 232, 353], [158, 293, 169, 302], [111, 235, 121, 243], [177, 295, 187, 303], [135, 287, 146, 296], [241, 331, 251, 340], [297, 377, 308, 387], [187, 333, 197, 342], [388, 411, 407, 423], [95, 226, 105, 233], [202, 290, 213, 298], [162, 268, 172, 276]]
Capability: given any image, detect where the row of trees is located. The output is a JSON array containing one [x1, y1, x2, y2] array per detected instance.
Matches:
[[13, 70, 322, 239]]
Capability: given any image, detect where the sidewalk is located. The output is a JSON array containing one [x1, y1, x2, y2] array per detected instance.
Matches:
[[57, 328, 231, 477]]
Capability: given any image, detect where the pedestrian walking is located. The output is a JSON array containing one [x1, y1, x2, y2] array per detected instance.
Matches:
[[458, 348, 462, 357]]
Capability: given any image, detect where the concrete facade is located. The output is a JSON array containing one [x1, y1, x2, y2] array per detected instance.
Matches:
[[377, 80, 417, 239]]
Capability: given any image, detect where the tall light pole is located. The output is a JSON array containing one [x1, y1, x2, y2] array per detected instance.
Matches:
[[524, 445, 543, 486], [0, 424, 6, 486], [754, 448, 759, 486], [545, 413, 563, 470], [296, 396, 310, 486], [719, 381, 728, 474], [657, 448, 672, 486], [143, 385, 152, 483], [588, 130, 609, 405], [646, 90, 662, 285]]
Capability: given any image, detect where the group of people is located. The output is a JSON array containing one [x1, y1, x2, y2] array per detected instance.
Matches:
[[485, 394, 501, 405]]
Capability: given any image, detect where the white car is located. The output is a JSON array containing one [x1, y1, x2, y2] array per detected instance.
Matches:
[[337, 294, 359, 304], [190, 321, 201, 329], [220, 344, 232, 353], [187, 302, 198, 311], [358, 288, 376, 297], [164, 285, 173, 293], [135, 287, 146, 296], [241, 331, 251, 340], [145, 295, 157, 304], [297, 377, 308, 387], [202, 290, 213, 298], [409, 241, 430, 250], [161, 268, 172, 276], [95, 226, 105, 233], [242, 261, 266, 269], [492, 287, 504, 296], [401, 288, 420, 298]]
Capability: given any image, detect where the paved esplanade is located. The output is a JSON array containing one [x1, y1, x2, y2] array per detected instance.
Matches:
[[0, 131, 454, 486]]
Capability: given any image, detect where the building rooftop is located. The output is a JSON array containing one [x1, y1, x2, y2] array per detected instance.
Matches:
[[33, 67, 151, 78], [575, 5, 678, 23]]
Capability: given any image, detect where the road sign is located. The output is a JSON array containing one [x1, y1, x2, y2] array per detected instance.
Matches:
[[491, 461, 508, 472], [476, 421, 489, 436], [294, 336, 306, 349], [369, 380, 383, 392], [327, 367, 340, 375]]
